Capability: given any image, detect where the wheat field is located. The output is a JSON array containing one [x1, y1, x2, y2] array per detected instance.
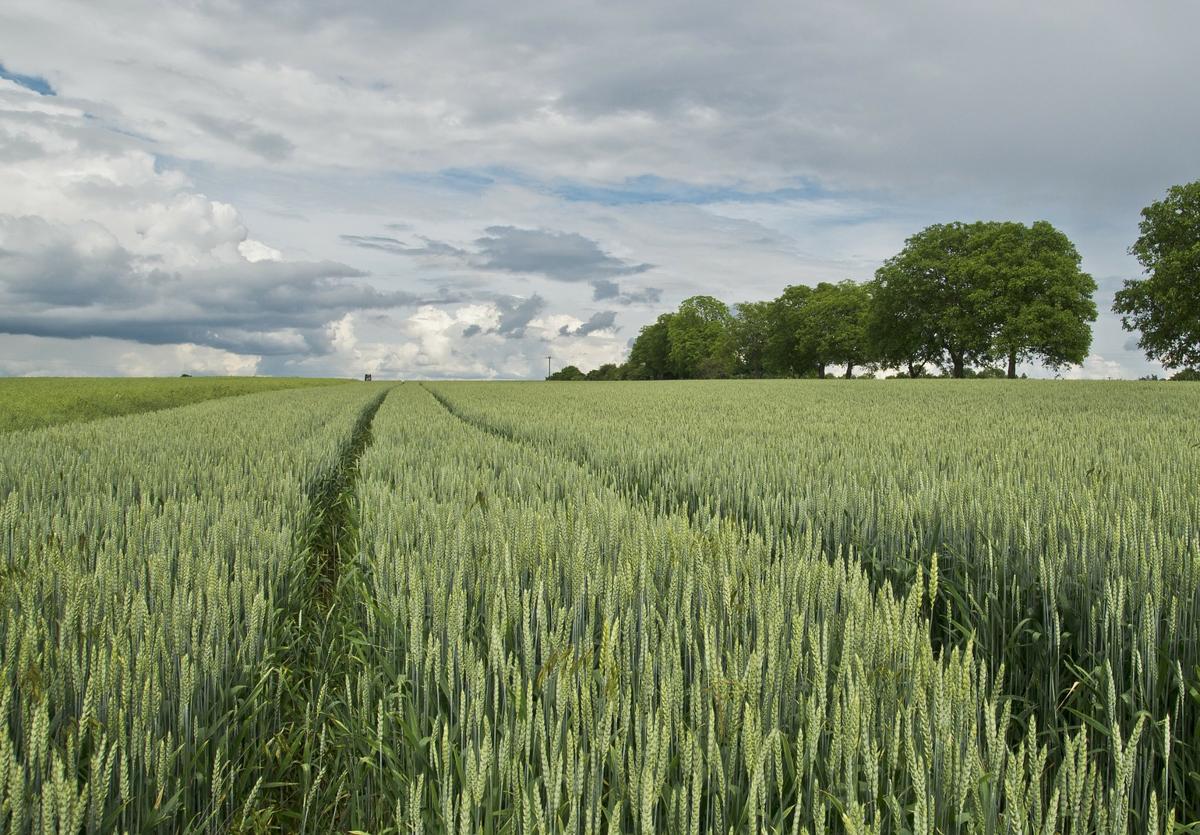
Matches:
[[0, 380, 1195, 833]]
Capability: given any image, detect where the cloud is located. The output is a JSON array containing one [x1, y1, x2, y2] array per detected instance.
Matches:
[[1, 1, 1193, 378], [239, 238, 282, 262], [0, 216, 413, 355], [0, 85, 432, 360], [0, 215, 145, 305], [117, 343, 261, 376], [6, 0, 1195, 209], [340, 234, 466, 258], [590, 278, 620, 300], [559, 310, 617, 337], [494, 294, 545, 338], [1060, 354, 1130, 380], [0, 203, 417, 356], [343, 225, 657, 295], [590, 278, 662, 305], [0, 333, 261, 377], [191, 113, 295, 161], [283, 303, 555, 380], [474, 226, 653, 282]]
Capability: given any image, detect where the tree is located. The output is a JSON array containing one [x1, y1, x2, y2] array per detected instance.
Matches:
[[866, 276, 937, 378], [666, 295, 736, 378], [732, 300, 773, 377], [981, 221, 1096, 377], [764, 284, 816, 376], [625, 313, 675, 379], [547, 364, 586, 381], [1113, 181, 1200, 370], [585, 363, 624, 380], [794, 281, 872, 378], [871, 223, 996, 378]]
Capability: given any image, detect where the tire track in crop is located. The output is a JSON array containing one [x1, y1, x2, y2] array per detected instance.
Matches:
[[423, 381, 676, 521], [304, 386, 390, 601], [422, 383, 956, 642], [419, 384, 841, 582], [247, 384, 393, 832]]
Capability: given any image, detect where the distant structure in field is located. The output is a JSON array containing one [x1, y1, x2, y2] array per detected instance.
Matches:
[[364, 373, 373, 382]]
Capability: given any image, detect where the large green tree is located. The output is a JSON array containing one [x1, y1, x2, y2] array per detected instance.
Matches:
[[866, 278, 938, 378], [667, 295, 737, 378], [981, 221, 1097, 377], [795, 281, 873, 378], [871, 223, 996, 377], [1113, 181, 1200, 370], [732, 300, 773, 377], [624, 313, 675, 379], [585, 363, 624, 380], [764, 284, 816, 376], [871, 220, 1095, 378], [546, 364, 586, 381]]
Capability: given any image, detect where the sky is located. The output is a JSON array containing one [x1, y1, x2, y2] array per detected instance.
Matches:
[[1, 0, 1197, 379]]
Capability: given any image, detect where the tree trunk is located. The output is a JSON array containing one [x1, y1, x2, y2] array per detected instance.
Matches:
[[908, 362, 923, 379], [951, 352, 965, 378], [816, 363, 826, 379], [1007, 351, 1017, 379], [844, 363, 854, 378]]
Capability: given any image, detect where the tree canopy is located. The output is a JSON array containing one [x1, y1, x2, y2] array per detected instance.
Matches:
[[764, 284, 816, 376], [666, 296, 737, 378], [623, 313, 674, 380], [870, 220, 1095, 377], [1113, 181, 1200, 370], [981, 221, 1097, 376], [546, 364, 586, 381], [795, 281, 872, 378]]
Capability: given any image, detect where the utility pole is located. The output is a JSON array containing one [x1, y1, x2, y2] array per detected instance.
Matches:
[[545, 355, 552, 379]]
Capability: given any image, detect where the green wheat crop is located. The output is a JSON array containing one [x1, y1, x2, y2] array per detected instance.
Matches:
[[0, 384, 381, 832], [1, 378, 1195, 833]]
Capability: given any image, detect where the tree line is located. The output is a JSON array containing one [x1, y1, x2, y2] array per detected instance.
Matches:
[[550, 181, 1200, 381], [554, 219, 1097, 380]]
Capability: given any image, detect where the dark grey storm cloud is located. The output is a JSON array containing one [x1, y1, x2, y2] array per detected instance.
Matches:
[[0, 215, 147, 305], [559, 310, 617, 338], [494, 293, 545, 338], [450, 293, 547, 340], [474, 226, 653, 282], [0, 214, 420, 355], [590, 278, 662, 305], [343, 225, 661, 307], [345, 226, 654, 285]]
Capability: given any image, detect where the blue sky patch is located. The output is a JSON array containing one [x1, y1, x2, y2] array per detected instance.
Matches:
[[0, 62, 55, 95]]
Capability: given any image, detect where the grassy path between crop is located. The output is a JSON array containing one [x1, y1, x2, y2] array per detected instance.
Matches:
[[245, 384, 394, 830]]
